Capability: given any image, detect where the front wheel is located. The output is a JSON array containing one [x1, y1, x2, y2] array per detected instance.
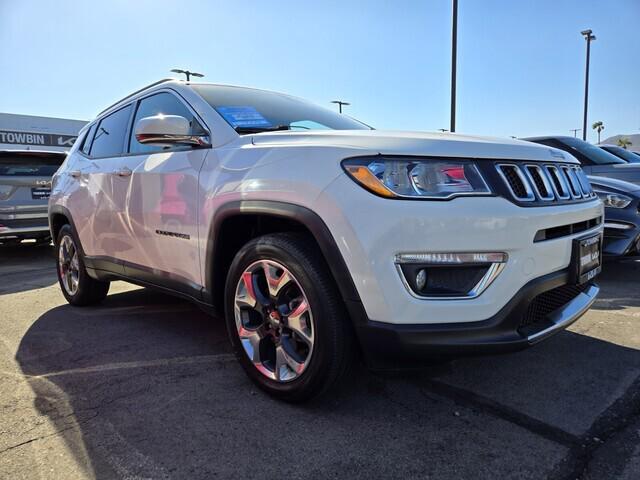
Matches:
[[56, 224, 110, 306], [224, 233, 354, 402]]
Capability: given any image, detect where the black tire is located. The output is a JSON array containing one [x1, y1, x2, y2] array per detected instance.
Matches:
[[56, 224, 110, 306], [224, 232, 354, 402]]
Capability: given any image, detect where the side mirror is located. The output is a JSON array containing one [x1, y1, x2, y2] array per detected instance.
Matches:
[[134, 115, 210, 147]]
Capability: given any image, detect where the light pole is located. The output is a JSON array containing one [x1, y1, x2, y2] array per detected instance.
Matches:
[[570, 128, 582, 138], [580, 29, 596, 141], [170, 69, 204, 81], [450, 0, 458, 133], [331, 100, 350, 114]]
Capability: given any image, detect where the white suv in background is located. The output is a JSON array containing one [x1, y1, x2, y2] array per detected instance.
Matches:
[[49, 79, 604, 401]]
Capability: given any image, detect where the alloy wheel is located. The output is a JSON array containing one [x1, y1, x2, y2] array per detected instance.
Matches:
[[234, 260, 314, 382], [58, 234, 80, 296]]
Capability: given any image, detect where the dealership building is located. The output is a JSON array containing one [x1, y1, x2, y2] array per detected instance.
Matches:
[[0, 112, 87, 152]]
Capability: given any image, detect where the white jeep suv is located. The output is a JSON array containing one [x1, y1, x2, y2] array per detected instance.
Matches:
[[49, 79, 604, 401]]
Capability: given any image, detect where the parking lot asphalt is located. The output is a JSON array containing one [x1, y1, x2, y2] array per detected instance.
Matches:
[[0, 244, 638, 480]]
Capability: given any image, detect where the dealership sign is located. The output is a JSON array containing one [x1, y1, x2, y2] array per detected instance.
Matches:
[[0, 129, 77, 147]]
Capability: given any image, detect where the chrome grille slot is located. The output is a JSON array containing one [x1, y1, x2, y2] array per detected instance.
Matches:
[[562, 166, 583, 199], [497, 164, 534, 201], [545, 165, 570, 200], [524, 165, 554, 200], [495, 162, 594, 204], [574, 167, 594, 198]]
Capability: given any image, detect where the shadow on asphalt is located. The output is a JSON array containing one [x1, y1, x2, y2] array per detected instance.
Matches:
[[0, 243, 57, 295], [589, 259, 640, 312], [12, 282, 640, 479]]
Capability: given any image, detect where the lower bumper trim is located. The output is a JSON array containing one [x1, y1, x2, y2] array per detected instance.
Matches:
[[353, 269, 599, 369]]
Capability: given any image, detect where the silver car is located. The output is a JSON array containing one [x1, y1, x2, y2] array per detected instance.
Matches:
[[0, 150, 66, 245]]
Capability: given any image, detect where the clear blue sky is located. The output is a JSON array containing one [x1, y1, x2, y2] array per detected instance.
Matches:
[[1, 0, 638, 142]]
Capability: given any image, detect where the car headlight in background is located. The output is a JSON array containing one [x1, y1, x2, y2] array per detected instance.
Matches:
[[594, 190, 632, 208], [342, 157, 491, 199]]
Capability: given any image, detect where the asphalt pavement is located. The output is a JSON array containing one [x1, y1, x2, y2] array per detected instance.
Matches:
[[0, 243, 638, 479]]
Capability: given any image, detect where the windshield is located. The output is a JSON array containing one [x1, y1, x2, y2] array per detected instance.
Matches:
[[0, 155, 64, 176], [560, 137, 626, 165], [192, 84, 371, 133], [602, 146, 640, 163]]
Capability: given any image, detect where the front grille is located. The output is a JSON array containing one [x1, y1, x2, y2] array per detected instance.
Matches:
[[497, 163, 596, 204], [519, 283, 589, 331]]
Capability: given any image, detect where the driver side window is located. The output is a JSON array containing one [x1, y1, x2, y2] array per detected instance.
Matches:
[[129, 92, 206, 154]]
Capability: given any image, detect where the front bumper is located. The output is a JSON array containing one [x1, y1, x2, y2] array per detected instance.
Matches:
[[317, 175, 604, 325], [354, 269, 598, 369], [601, 207, 640, 258]]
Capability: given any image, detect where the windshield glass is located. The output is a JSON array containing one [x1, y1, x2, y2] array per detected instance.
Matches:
[[603, 146, 640, 163], [192, 84, 371, 133], [561, 137, 626, 165], [0, 155, 64, 176]]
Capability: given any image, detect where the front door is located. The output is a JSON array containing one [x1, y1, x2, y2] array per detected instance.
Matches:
[[119, 91, 210, 296]]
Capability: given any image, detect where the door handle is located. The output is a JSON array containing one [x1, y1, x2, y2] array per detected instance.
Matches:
[[114, 167, 132, 177], [69, 170, 81, 178]]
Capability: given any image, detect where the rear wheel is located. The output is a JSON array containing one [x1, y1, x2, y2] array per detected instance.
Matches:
[[56, 224, 110, 306], [224, 233, 354, 402]]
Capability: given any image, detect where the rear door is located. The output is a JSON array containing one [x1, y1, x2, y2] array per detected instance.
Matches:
[[69, 104, 133, 269], [0, 151, 64, 235]]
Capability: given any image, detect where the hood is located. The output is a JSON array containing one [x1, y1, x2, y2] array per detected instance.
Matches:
[[248, 130, 579, 163], [588, 175, 640, 195]]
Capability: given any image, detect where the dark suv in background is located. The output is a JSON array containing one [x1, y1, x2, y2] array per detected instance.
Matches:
[[525, 136, 640, 185], [0, 150, 66, 246]]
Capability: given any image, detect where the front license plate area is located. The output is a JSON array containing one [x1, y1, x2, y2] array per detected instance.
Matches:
[[31, 187, 51, 200], [572, 233, 602, 284]]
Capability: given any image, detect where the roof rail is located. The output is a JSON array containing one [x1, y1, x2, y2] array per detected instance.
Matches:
[[96, 78, 176, 116]]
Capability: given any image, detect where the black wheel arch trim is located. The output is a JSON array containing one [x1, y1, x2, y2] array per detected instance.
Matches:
[[205, 200, 368, 322]]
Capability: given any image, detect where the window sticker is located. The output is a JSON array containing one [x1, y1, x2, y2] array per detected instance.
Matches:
[[216, 106, 272, 128]]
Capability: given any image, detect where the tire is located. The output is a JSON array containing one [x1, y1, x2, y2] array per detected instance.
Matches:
[[224, 232, 354, 402], [56, 224, 110, 306]]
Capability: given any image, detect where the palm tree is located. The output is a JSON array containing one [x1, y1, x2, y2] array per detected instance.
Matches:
[[592, 121, 604, 144], [617, 137, 632, 149]]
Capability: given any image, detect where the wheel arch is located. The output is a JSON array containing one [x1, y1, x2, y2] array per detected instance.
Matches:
[[205, 201, 367, 324]]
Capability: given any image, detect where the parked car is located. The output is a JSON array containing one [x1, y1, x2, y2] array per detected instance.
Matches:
[[599, 144, 640, 163], [50, 80, 603, 401], [0, 149, 66, 246], [588, 175, 640, 258], [524, 136, 640, 184]]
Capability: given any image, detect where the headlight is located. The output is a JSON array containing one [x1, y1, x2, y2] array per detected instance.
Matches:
[[342, 157, 491, 199], [594, 190, 632, 208]]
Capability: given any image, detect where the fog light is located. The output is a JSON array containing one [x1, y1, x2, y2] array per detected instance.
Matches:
[[395, 251, 507, 299]]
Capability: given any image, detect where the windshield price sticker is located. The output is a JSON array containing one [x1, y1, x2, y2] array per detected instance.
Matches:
[[216, 106, 272, 128]]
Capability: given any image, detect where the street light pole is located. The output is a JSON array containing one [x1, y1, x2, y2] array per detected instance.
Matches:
[[450, 0, 458, 133], [580, 29, 596, 141], [570, 128, 582, 138], [331, 100, 350, 114], [170, 69, 205, 81]]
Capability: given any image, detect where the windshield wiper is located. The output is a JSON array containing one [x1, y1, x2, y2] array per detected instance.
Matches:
[[234, 124, 311, 134], [234, 125, 292, 134]]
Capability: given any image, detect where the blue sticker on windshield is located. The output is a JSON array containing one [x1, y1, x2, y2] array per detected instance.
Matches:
[[216, 106, 272, 128]]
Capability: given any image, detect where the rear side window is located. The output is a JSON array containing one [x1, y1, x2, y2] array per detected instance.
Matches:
[[0, 154, 65, 176], [129, 92, 206, 154], [90, 105, 133, 158], [80, 124, 97, 155]]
